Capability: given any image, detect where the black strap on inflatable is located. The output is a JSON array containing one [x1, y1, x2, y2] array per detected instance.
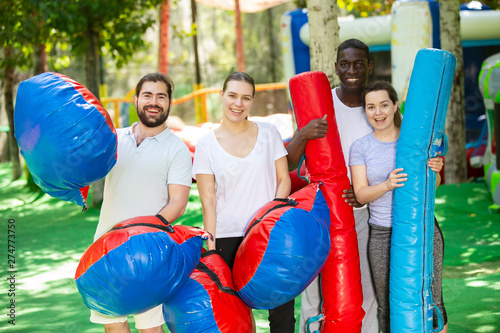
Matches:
[[243, 199, 299, 238], [155, 214, 170, 226], [109, 222, 174, 234], [196, 261, 239, 297], [201, 250, 218, 258]]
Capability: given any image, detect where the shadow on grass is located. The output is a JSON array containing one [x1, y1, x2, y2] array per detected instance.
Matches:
[[1, 163, 499, 332], [436, 182, 500, 267]]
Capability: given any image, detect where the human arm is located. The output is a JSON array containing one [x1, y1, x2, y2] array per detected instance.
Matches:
[[342, 187, 364, 208], [286, 115, 328, 170], [350, 165, 407, 205], [196, 174, 217, 251], [275, 156, 291, 199], [157, 184, 191, 222], [428, 156, 443, 189]]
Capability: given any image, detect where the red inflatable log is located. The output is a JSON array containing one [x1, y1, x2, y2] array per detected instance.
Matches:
[[289, 71, 364, 332]]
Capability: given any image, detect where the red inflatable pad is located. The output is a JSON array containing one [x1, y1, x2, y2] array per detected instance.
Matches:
[[163, 251, 253, 332], [289, 71, 364, 332]]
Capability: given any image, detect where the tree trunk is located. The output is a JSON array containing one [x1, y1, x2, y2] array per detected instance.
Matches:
[[84, 20, 104, 207], [234, 0, 245, 72], [306, 0, 340, 88], [267, 8, 277, 83], [85, 22, 101, 100], [3, 46, 22, 180], [440, 0, 466, 183], [191, 0, 201, 84], [33, 43, 48, 74], [0, 77, 8, 163], [158, 0, 170, 74]]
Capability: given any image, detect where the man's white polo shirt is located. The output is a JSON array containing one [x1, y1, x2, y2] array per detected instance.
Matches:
[[94, 123, 192, 240]]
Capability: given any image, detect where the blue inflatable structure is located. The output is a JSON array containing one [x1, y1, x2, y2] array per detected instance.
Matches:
[[390, 49, 456, 332], [14, 72, 117, 210]]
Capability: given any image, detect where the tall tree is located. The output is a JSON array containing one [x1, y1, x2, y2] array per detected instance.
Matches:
[[440, 0, 466, 183], [267, 7, 277, 82], [2, 46, 22, 180], [49, 0, 162, 206], [0, 0, 39, 180], [191, 0, 201, 85], [306, 0, 340, 88]]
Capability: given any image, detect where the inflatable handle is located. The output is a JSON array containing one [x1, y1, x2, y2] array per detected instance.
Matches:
[[298, 154, 310, 183], [431, 304, 444, 332], [307, 315, 323, 333], [307, 274, 324, 333]]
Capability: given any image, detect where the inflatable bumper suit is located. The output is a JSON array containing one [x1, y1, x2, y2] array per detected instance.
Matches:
[[390, 49, 456, 333], [232, 182, 331, 310], [289, 71, 364, 332], [163, 251, 253, 333], [75, 215, 209, 316], [14, 72, 117, 210]]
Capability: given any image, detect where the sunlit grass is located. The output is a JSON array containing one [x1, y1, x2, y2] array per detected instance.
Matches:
[[1, 163, 500, 332], [475, 325, 497, 333]]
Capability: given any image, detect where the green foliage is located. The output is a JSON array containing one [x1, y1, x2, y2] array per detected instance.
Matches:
[[50, 0, 162, 69], [337, 0, 396, 17], [0, 0, 164, 73], [481, 0, 499, 9], [0, 0, 40, 69]]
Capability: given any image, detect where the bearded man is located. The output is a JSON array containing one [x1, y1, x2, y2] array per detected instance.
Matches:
[[90, 73, 192, 333]]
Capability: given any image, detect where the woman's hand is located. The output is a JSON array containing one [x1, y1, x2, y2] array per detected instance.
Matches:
[[206, 238, 216, 251], [428, 156, 444, 173], [385, 168, 407, 191]]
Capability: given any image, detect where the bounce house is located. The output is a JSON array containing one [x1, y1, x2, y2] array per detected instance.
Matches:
[[281, 0, 500, 178], [478, 53, 500, 208]]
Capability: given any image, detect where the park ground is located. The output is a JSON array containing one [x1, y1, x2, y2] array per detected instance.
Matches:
[[0, 162, 499, 332]]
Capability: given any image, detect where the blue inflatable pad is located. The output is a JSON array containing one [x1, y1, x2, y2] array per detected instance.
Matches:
[[390, 49, 456, 332], [14, 72, 117, 209]]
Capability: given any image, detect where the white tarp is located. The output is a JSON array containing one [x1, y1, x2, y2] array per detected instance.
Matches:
[[195, 0, 292, 13]]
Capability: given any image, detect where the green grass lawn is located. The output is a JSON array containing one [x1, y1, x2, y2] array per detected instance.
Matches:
[[0, 163, 499, 332]]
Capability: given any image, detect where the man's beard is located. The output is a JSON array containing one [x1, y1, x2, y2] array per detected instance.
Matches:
[[137, 104, 170, 128]]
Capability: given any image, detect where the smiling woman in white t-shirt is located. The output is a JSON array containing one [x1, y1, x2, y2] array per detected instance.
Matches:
[[192, 72, 293, 332]]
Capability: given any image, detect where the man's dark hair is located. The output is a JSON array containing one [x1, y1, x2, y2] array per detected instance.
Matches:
[[336, 38, 370, 64], [135, 73, 174, 99], [222, 72, 256, 97]]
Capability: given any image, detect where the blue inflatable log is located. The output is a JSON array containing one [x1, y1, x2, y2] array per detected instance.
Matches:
[[232, 182, 331, 309], [163, 251, 253, 332], [390, 49, 456, 332], [14, 72, 117, 209], [75, 215, 209, 317]]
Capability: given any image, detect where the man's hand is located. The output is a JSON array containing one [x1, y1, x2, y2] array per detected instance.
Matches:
[[342, 187, 364, 208], [286, 115, 329, 170], [300, 115, 328, 140]]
